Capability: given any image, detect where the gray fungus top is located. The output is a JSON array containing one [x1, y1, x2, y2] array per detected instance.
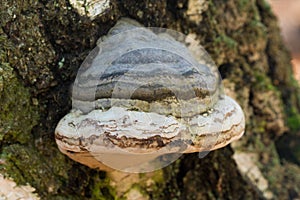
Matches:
[[72, 18, 221, 117]]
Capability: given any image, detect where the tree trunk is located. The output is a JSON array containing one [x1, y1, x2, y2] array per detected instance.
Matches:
[[1, 0, 300, 199]]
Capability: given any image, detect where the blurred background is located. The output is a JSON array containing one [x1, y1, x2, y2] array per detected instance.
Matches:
[[267, 0, 300, 82]]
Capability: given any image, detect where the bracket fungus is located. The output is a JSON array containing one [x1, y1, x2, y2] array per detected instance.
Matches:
[[55, 18, 245, 173]]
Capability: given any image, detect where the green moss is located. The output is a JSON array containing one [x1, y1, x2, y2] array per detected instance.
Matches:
[[249, 19, 267, 32], [287, 107, 300, 131], [286, 78, 300, 131], [91, 173, 118, 200], [253, 72, 277, 91], [259, 0, 272, 13], [248, 137, 282, 193], [237, 0, 250, 10], [261, 143, 282, 191], [0, 144, 111, 199], [0, 0, 56, 87], [253, 119, 267, 134], [207, 0, 217, 17], [252, 134, 266, 151], [0, 42, 39, 145], [150, 169, 164, 183], [1, 144, 64, 195], [215, 34, 238, 50]]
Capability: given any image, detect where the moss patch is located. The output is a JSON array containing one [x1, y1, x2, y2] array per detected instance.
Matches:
[[253, 72, 277, 91], [0, 0, 55, 88], [1, 143, 117, 199], [215, 34, 238, 49], [1, 144, 63, 195], [90, 172, 117, 200], [287, 107, 300, 131], [0, 35, 39, 145]]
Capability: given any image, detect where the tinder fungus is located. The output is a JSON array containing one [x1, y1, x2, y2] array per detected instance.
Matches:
[[55, 18, 245, 173]]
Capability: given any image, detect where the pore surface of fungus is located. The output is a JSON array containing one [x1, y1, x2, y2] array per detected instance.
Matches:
[[55, 18, 245, 172]]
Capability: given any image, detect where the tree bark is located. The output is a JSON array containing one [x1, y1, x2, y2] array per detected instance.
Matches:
[[1, 0, 300, 199]]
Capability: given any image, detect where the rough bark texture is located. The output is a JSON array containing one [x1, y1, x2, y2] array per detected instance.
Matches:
[[1, 0, 300, 199]]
